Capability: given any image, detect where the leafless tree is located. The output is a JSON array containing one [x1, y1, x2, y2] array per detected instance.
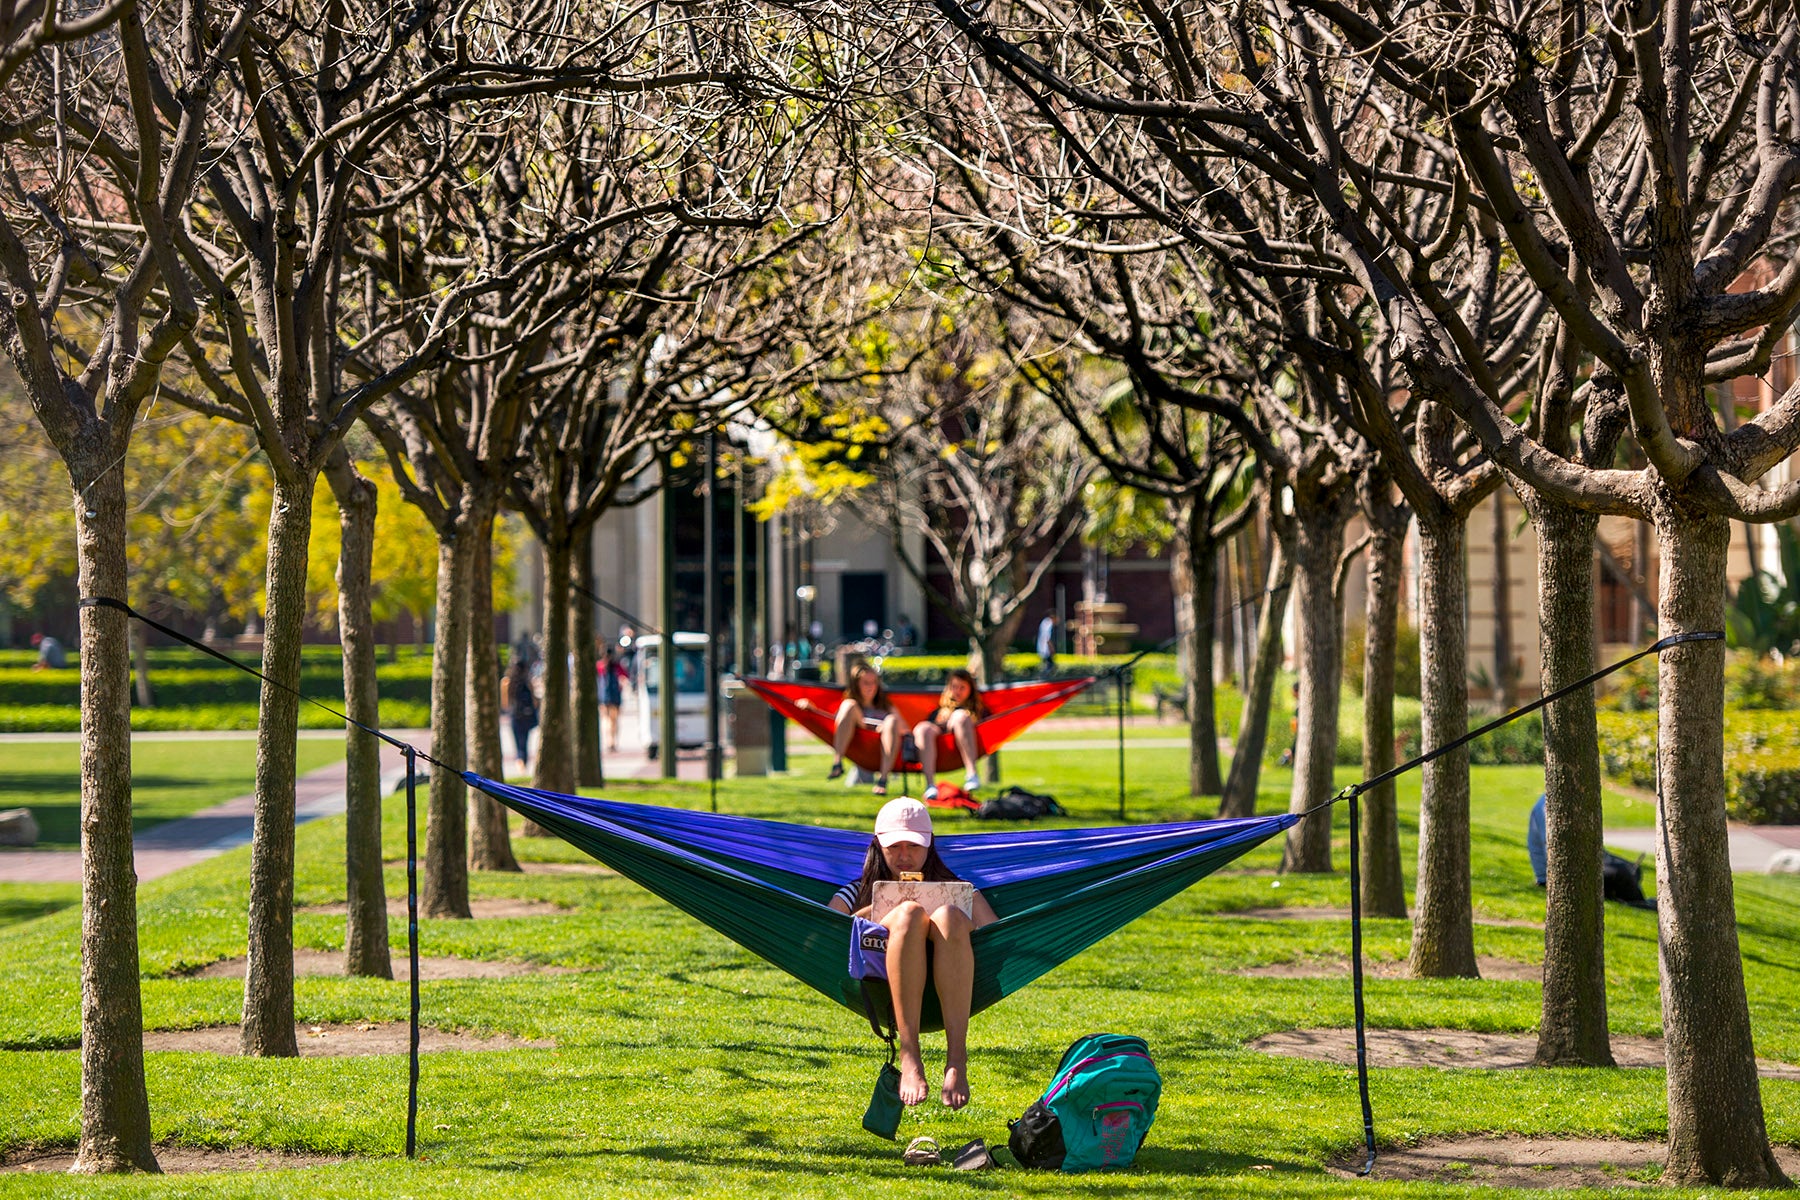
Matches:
[[0, 0, 255, 1170], [509, 214, 856, 797], [786, 290, 1096, 692], [895, 0, 1800, 1179], [925, 176, 1272, 799]]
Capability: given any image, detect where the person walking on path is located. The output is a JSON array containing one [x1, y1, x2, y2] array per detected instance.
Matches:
[[503, 657, 540, 774], [598, 644, 628, 752]]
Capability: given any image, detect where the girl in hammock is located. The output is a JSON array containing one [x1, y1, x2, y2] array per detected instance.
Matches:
[[825, 662, 905, 796], [829, 798, 999, 1109], [914, 668, 985, 802]]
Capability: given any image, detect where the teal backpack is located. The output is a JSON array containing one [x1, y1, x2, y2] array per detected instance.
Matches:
[[1008, 1033, 1162, 1172]]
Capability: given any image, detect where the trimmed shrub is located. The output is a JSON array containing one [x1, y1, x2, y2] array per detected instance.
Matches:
[[1597, 707, 1800, 824]]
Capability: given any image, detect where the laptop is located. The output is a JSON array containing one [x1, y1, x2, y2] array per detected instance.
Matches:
[[870, 879, 974, 924]]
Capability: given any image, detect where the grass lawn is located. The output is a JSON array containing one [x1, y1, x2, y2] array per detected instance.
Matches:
[[0, 738, 346, 851], [0, 740, 1795, 1196]]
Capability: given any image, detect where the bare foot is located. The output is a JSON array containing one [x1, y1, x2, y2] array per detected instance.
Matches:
[[942, 1063, 969, 1109], [898, 1051, 930, 1106]]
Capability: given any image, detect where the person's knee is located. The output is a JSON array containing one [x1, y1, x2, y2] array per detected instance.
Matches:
[[948, 710, 973, 732], [912, 721, 936, 742], [928, 905, 973, 941], [887, 900, 928, 934], [836, 701, 861, 725]]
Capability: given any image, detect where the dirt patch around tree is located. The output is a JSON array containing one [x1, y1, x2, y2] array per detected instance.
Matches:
[[1237, 954, 1541, 982], [298, 897, 571, 919], [2, 1144, 346, 1174], [1223, 905, 1541, 928], [1251, 1027, 1800, 1079], [385, 859, 615, 876], [517, 860, 613, 875], [1326, 1136, 1800, 1189], [175, 949, 578, 982], [142, 1022, 552, 1056]]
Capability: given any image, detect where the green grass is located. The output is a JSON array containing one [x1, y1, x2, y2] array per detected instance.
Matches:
[[0, 741, 1796, 1196], [0, 739, 345, 849]]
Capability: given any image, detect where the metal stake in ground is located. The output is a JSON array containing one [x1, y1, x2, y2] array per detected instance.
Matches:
[[1116, 665, 1127, 820], [1347, 790, 1376, 1175], [405, 746, 420, 1158]]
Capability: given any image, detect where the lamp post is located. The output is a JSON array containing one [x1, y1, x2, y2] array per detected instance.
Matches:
[[795, 584, 818, 666]]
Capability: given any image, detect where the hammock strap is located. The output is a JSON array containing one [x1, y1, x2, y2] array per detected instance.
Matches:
[[1313, 629, 1724, 815]]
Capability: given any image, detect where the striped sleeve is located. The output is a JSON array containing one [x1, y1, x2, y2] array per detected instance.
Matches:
[[831, 881, 860, 911]]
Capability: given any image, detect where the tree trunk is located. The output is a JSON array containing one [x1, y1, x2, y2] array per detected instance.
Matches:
[[1654, 508, 1786, 1186], [1221, 521, 1292, 819], [130, 623, 153, 708], [243, 472, 316, 1056], [1528, 496, 1609, 1064], [1281, 498, 1349, 872], [972, 628, 1013, 783], [70, 464, 159, 1174], [534, 536, 576, 796], [422, 500, 476, 919], [572, 530, 603, 787], [324, 453, 391, 979], [1492, 490, 1516, 707], [1175, 511, 1223, 796], [467, 499, 519, 872], [1360, 518, 1408, 918], [1408, 514, 1478, 978]]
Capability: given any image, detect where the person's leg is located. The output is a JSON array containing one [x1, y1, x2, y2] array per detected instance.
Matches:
[[877, 714, 903, 791], [949, 710, 981, 788], [830, 701, 862, 777], [928, 905, 976, 1108], [884, 901, 931, 1105], [914, 720, 940, 794]]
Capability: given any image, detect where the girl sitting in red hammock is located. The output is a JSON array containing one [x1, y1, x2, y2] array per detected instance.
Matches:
[[916, 668, 985, 802], [825, 662, 904, 796]]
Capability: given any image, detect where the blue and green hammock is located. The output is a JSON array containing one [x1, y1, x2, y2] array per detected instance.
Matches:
[[468, 775, 1296, 1027]]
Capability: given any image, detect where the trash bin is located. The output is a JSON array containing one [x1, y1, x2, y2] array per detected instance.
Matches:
[[731, 684, 769, 777]]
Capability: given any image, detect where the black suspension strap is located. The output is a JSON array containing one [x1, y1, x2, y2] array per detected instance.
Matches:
[[569, 578, 662, 638], [81, 594, 439, 1157], [1310, 627, 1723, 1178], [75, 596, 452, 772], [1319, 630, 1723, 815]]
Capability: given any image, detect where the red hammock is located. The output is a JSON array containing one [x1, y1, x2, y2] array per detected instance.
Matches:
[[740, 676, 1096, 774]]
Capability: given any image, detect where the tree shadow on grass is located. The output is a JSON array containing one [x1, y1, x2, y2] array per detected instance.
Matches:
[[464, 1132, 1318, 1188], [0, 773, 221, 846], [0, 893, 78, 927]]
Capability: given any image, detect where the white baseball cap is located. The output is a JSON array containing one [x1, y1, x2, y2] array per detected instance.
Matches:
[[874, 797, 933, 847]]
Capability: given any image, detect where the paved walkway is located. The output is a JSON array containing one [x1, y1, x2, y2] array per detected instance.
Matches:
[[1604, 825, 1800, 873], [0, 712, 716, 884], [0, 735, 429, 884]]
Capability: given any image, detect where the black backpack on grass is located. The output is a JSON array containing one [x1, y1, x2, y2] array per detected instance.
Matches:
[[1603, 851, 1656, 910], [974, 786, 1065, 821]]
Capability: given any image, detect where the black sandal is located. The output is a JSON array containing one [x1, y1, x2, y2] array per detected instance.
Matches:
[[951, 1139, 997, 1170], [827, 761, 845, 781]]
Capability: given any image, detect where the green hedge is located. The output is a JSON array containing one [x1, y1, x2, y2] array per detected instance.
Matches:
[[1597, 708, 1800, 824], [1598, 648, 1800, 712], [0, 700, 432, 732], [0, 658, 433, 707]]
